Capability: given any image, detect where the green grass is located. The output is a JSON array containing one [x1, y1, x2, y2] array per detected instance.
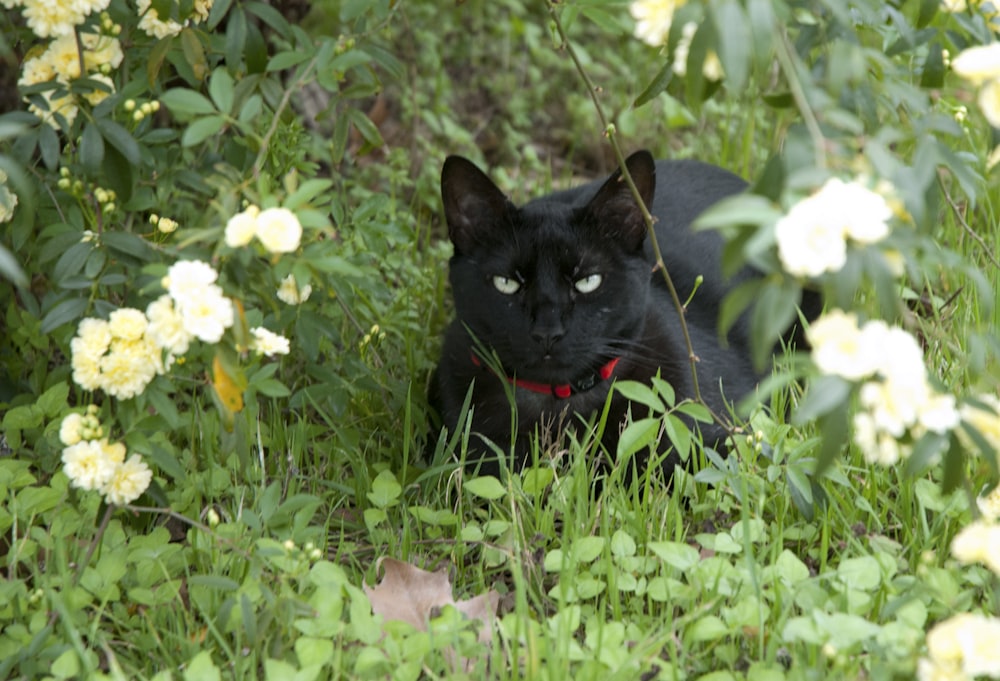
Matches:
[[2, 0, 1000, 679]]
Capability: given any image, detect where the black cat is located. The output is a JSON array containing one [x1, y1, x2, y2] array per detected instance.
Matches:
[[430, 150, 809, 479]]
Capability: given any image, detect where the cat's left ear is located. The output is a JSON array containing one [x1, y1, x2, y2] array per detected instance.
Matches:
[[441, 156, 513, 254], [585, 150, 656, 251]]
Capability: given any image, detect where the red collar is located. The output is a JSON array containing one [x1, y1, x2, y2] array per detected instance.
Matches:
[[471, 353, 620, 399]]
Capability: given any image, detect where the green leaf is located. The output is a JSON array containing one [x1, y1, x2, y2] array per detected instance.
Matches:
[[79, 123, 105, 173], [36, 382, 70, 417], [225, 7, 247, 70], [182, 116, 226, 146], [182, 651, 221, 681], [102, 144, 135, 202], [346, 107, 384, 149], [208, 68, 235, 113], [573, 536, 607, 563], [837, 556, 881, 591], [285, 179, 333, 211], [634, 62, 673, 108], [2, 404, 41, 430], [267, 51, 310, 72], [750, 279, 800, 370], [648, 541, 700, 571], [101, 232, 155, 261], [615, 381, 665, 412], [41, 297, 88, 333], [95, 119, 141, 165], [0, 243, 28, 288], [463, 475, 506, 500], [54, 241, 92, 285], [686, 615, 730, 643], [39, 123, 60, 169], [161, 88, 217, 117], [663, 413, 692, 461], [617, 417, 661, 460], [366, 470, 401, 508], [710, 0, 751, 92], [146, 35, 175, 88]]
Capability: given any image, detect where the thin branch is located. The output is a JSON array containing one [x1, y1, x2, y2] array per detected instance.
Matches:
[[939, 174, 1000, 271], [544, 1, 708, 407]]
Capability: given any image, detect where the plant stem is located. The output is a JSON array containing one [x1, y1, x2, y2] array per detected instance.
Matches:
[[74, 503, 114, 586], [544, 1, 706, 406], [773, 27, 827, 169]]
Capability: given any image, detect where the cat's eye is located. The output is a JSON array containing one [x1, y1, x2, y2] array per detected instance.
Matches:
[[574, 274, 603, 294], [492, 275, 521, 295]]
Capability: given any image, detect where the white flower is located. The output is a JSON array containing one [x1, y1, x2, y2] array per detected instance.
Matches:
[[951, 43, 1000, 86], [775, 178, 893, 278], [978, 485, 1000, 522], [249, 327, 290, 356], [951, 520, 1000, 574], [853, 411, 908, 465], [108, 307, 148, 342], [922, 613, 1000, 679], [62, 439, 124, 491], [860, 377, 928, 438], [146, 294, 192, 357], [101, 455, 153, 505], [630, 0, 681, 47], [960, 395, 1000, 458], [977, 78, 1000, 128], [225, 205, 259, 248], [807, 310, 879, 380], [276, 274, 312, 305], [254, 207, 302, 254], [137, 0, 184, 38], [163, 259, 219, 306], [870, 325, 927, 384], [177, 286, 234, 344], [99, 337, 160, 399], [939, 0, 966, 11], [775, 197, 848, 277], [917, 392, 960, 434], [59, 413, 84, 446]]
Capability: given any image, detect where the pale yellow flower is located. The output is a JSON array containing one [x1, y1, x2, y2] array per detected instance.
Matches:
[[21, 0, 88, 38], [146, 294, 192, 357], [101, 455, 152, 505], [177, 286, 234, 343], [950, 520, 1000, 574], [977, 78, 1000, 127], [62, 439, 117, 490], [630, 0, 682, 48], [71, 318, 112, 391], [960, 394, 1000, 459], [99, 337, 160, 399], [59, 412, 84, 446], [276, 274, 312, 305], [852, 412, 909, 465], [108, 307, 148, 342], [860, 378, 927, 438], [163, 259, 219, 305], [940, 0, 966, 10], [923, 613, 1000, 678], [136, 0, 184, 39], [249, 327, 290, 356], [977, 485, 1000, 521], [254, 207, 302, 254], [951, 43, 1000, 86], [191, 0, 213, 23], [988, 144, 1000, 171], [0, 176, 17, 224], [807, 310, 876, 380], [82, 73, 115, 106], [225, 205, 259, 248], [80, 33, 124, 71], [43, 33, 84, 81]]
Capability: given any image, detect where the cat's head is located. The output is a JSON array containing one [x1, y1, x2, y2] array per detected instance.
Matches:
[[440, 151, 657, 383]]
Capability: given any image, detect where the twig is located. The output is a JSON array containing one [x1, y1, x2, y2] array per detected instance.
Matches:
[[939, 174, 1000, 271], [544, 2, 707, 407], [252, 54, 321, 180]]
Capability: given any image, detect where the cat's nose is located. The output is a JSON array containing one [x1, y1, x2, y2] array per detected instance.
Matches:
[[531, 316, 565, 351]]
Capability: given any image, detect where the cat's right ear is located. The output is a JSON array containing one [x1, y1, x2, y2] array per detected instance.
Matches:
[[441, 156, 512, 254]]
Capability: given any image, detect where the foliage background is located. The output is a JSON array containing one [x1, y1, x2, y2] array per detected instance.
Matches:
[[1, 0, 999, 679]]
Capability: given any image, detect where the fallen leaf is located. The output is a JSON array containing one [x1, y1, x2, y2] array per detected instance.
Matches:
[[364, 557, 500, 667]]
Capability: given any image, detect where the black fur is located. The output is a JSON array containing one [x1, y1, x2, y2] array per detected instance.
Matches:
[[431, 151, 808, 479]]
